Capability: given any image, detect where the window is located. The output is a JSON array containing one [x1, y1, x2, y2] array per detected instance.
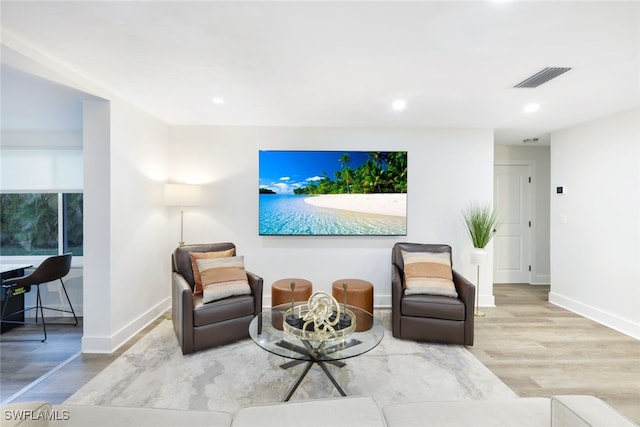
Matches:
[[62, 193, 83, 255], [0, 193, 83, 256]]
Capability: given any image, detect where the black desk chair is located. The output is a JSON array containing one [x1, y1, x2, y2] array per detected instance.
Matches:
[[1, 253, 78, 342]]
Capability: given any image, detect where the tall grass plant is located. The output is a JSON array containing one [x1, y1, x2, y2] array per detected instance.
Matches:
[[463, 203, 498, 249]]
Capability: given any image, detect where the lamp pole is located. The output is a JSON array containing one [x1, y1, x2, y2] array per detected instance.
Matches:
[[164, 183, 201, 247], [470, 248, 487, 317], [475, 264, 484, 317], [179, 208, 185, 246]]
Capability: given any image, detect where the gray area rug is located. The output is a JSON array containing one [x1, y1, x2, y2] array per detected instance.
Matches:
[[66, 312, 516, 412]]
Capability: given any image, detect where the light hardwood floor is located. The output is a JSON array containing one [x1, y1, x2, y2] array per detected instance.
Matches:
[[469, 284, 640, 423], [0, 314, 167, 405], [2, 284, 639, 422]]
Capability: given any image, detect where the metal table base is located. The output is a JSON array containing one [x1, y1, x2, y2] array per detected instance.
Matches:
[[275, 338, 362, 401]]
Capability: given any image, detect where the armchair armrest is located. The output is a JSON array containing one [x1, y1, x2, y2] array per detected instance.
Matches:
[[391, 264, 404, 337], [246, 270, 264, 315], [172, 272, 194, 354], [452, 269, 475, 307], [452, 269, 475, 345]]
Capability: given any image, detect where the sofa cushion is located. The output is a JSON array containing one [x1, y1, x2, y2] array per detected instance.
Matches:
[[1, 401, 52, 427], [402, 293, 466, 321], [383, 398, 550, 427], [196, 256, 251, 304], [193, 294, 255, 327], [231, 396, 386, 427], [189, 249, 235, 295], [551, 395, 638, 427], [49, 405, 231, 427], [401, 250, 458, 298]]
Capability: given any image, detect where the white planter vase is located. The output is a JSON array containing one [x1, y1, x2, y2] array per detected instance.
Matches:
[[470, 248, 487, 266]]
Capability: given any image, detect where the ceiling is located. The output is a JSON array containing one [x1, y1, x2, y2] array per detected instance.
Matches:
[[1, 65, 85, 132], [1, 1, 639, 145]]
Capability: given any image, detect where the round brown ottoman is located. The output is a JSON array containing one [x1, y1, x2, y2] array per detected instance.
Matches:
[[332, 279, 374, 331], [271, 278, 313, 330], [271, 278, 313, 307]]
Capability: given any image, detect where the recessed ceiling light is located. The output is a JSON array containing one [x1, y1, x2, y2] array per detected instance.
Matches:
[[212, 97, 224, 105], [523, 103, 540, 113], [392, 99, 407, 111]]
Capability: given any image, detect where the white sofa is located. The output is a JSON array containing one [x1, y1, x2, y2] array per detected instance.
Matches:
[[3, 395, 637, 427]]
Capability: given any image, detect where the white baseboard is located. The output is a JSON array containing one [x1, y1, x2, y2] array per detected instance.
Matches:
[[479, 294, 495, 307], [374, 294, 391, 309], [549, 292, 640, 340], [81, 298, 170, 354], [530, 274, 550, 285]]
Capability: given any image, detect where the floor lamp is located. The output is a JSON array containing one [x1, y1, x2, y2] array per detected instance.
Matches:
[[164, 183, 201, 246], [470, 248, 487, 317]]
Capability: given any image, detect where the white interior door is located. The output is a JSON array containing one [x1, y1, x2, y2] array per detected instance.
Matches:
[[493, 164, 531, 283]]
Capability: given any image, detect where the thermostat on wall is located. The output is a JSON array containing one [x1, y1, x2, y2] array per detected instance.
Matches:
[[556, 186, 565, 194]]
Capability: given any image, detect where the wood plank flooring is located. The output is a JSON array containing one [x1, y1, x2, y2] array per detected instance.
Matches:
[[0, 314, 167, 405], [2, 285, 638, 423], [1, 318, 82, 402], [468, 284, 640, 423]]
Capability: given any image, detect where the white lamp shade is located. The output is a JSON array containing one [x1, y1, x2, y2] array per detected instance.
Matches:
[[470, 248, 488, 265], [164, 183, 201, 207]]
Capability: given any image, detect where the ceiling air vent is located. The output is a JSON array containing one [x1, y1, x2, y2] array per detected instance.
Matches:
[[514, 67, 571, 88]]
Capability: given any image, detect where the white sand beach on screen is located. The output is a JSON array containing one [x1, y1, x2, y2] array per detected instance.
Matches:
[[304, 193, 407, 217]]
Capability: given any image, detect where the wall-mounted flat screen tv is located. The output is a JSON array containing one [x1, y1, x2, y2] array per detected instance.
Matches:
[[259, 150, 407, 236]]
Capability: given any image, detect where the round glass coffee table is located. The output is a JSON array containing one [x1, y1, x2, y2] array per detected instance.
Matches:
[[249, 303, 384, 401]]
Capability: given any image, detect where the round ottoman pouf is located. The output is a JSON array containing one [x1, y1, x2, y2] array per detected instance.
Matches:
[[271, 278, 313, 330], [271, 278, 313, 307], [332, 279, 374, 331]]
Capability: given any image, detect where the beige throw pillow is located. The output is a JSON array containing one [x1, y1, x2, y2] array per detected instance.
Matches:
[[189, 249, 235, 295], [401, 250, 458, 298], [196, 256, 251, 304]]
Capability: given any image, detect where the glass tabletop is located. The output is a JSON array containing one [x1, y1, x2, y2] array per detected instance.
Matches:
[[249, 303, 384, 363]]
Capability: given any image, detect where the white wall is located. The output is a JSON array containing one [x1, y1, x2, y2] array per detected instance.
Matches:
[[82, 98, 171, 353], [108, 99, 171, 349], [494, 145, 551, 284], [550, 109, 640, 339], [81, 99, 112, 349], [168, 126, 496, 307]]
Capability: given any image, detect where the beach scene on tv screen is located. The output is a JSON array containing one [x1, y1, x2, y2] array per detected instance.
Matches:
[[259, 150, 407, 236]]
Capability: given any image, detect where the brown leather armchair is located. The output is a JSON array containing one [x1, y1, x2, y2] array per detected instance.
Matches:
[[172, 243, 263, 355], [391, 243, 474, 346]]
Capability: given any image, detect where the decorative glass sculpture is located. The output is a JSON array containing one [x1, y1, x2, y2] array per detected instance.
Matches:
[[283, 291, 356, 341]]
